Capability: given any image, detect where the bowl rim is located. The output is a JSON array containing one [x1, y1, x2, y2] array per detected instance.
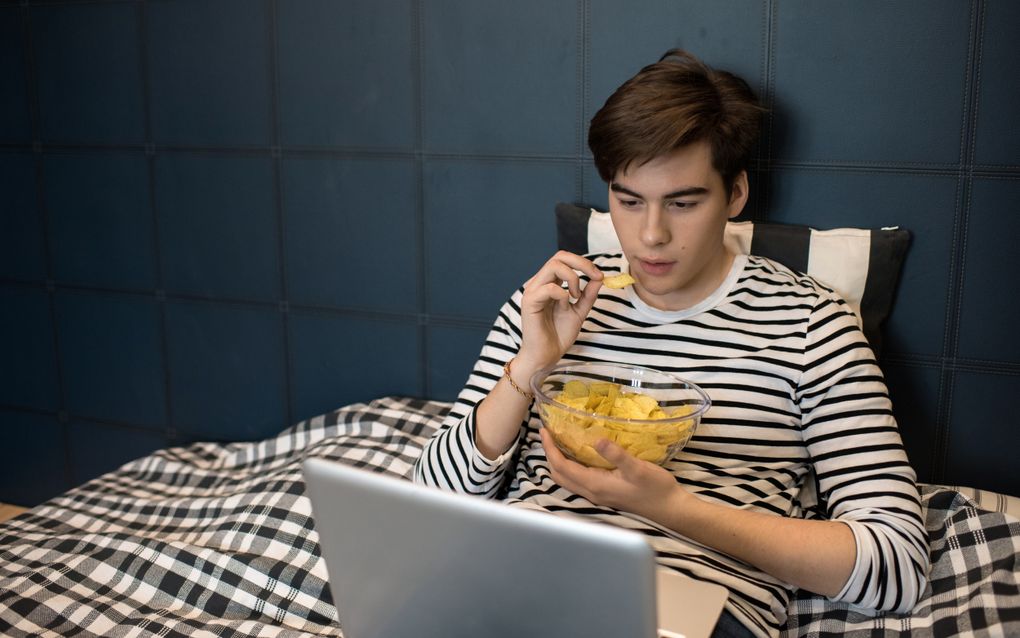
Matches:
[[528, 360, 712, 425]]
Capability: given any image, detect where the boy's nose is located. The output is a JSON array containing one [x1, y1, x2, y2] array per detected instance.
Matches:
[[640, 208, 671, 246]]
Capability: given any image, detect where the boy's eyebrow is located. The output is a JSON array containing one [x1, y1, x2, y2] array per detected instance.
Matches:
[[610, 182, 709, 199]]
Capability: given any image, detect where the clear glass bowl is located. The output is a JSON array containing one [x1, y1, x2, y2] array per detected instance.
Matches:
[[530, 361, 711, 469]]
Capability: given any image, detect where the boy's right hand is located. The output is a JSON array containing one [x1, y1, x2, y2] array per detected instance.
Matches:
[[513, 251, 604, 382]]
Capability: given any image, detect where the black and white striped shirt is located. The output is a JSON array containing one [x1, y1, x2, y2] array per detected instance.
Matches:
[[414, 253, 929, 637]]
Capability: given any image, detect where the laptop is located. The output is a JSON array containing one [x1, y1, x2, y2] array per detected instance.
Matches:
[[303, 458, 728, 638]]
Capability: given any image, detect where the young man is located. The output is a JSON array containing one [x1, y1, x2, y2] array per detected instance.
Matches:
[[413, 50, 929, 638]]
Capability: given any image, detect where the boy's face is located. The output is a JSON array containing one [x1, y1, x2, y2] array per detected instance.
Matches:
[[608, 141, 747, 312]]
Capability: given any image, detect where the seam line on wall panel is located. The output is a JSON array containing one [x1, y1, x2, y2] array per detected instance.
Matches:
[[880, 355, 1020, 376], [941, 0, 982, 364], [19, 3, 41, 141], [21, 2, 73, 493], [16, 0, 145, 5], [770, 161, 1020, 178], [5, 141, 1020, 179], [267, 0, 293, 426], [0, 281, 414, 313], [933, 185, 963, 484], [139, 0, 174, 446], [414, 0, 428, 399], [949, 359, 1020, 376], [0, 406, 173, 438], [879, 354, 945, 369], [584, 0, 592, 191], [138, 0, 152, 149], [968, 169, 1020, 178], [575, 0, 588, 202], [21, 4, 50, 280], [0, 277, 502, 329], [2, 275, 500, 325], [943, 0, 985, 482], [934, 0, 985, 486], [759, 0, 777, 223], [944, 0, 987, 483], [768, 160, 971, 174], [0, 144, 576, 164], [951, 0, 986, 361]]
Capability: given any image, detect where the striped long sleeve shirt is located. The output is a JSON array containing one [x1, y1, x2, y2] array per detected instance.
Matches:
[[413, 253, 930, 637]]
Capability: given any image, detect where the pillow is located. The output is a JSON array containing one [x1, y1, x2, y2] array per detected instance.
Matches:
[[555, 203, 910, 353]]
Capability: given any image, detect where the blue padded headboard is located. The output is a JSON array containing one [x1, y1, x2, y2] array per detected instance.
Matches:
[[2, 0, 1018, 505]]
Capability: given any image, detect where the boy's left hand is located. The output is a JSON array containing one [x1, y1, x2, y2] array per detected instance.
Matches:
[[539, 427, 686, 523]]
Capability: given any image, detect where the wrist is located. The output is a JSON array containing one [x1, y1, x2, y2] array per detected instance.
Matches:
[[506, 354, 546, 390], [503, 357, 536, 400], [653, 484, 698, 532]]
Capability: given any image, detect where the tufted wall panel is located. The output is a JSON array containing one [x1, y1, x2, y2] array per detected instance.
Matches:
[[1, 0, 1017, 506]]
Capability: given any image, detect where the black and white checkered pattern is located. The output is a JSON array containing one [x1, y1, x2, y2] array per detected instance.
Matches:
[[785, 488, 1020, 637], [1, 397, 1017, 637], [0, 397, 441, 638]]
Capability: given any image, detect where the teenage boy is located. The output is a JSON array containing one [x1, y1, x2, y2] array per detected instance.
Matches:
[[413, 50, 928, 638]]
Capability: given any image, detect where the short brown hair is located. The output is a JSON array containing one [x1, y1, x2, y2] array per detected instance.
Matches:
[[588, 49, 765, 192]]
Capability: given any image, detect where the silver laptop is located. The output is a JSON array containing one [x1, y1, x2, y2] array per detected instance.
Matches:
[[303, 458, 727, 638]]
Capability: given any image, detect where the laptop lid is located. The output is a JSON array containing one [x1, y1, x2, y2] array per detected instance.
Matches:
[[303, 457, 660, 638]]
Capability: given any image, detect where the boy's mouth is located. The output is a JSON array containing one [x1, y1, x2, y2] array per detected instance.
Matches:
[[637, 259, 676, 276]]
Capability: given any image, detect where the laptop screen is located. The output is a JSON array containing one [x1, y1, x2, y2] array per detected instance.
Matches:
[[303, 458, 725, 638]]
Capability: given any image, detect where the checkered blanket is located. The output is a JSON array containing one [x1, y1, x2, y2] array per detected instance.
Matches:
[[2, 397, 1018, 637]]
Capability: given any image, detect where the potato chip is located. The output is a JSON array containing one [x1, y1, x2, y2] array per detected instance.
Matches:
[[573, 444, 613, 469], [602, 273, 636, 289], [556, 394, 589, 412], [562, 380, 589, 398], [634, 444, 668, 463], [614, 430, 658, 450], [588, 382, 616, 397], [625, 392, 659, 416], [671, 404, 696, 418]]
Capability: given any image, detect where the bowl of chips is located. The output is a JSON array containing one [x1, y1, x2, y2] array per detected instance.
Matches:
[[530, 361, 710, 469]]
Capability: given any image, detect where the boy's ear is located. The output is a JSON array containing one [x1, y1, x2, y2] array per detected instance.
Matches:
[[727, 170, 749, 219]]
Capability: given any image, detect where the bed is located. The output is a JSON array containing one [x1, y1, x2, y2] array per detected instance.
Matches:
[[1, 395, 1018, 637], [4, 209, 1020, 637]]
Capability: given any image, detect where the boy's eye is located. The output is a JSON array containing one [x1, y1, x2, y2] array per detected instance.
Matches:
[[669, 200, 695, 210]]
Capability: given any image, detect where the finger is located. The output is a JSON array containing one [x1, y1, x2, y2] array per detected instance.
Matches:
[[542, 429, 610, 491], [523, 263, 580, 300], [562, 262, 605, 301], [551, 263, 585, 300], [553, 251, 604, 283], [539, 427, 565, 463], [540, 429, 571, 483], [574, 278, 603, 318], [545, 252, 604, 298], [523, 282, 572, 313], [540, 429, 583, 483], [594, 438, 636, 473]]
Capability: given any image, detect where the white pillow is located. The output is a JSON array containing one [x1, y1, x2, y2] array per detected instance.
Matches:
[[555, 203, 910, 352], [589, 210, 867, 319]]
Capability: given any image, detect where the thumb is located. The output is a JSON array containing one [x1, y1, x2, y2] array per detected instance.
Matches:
[[594, 438, 634, 470]]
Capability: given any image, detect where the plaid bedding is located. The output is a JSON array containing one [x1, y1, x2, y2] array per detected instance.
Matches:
[[1, 397, 1018, 637]]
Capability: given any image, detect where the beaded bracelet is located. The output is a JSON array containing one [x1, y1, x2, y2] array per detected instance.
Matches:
[[502, 358, 534, 400]]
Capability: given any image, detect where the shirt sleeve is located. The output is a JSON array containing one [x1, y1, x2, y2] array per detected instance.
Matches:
[[797, 289, 930, 612], [412, 290, 527, 498]]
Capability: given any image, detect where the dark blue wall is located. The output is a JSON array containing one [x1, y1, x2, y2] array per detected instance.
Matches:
[[2, 0, 1018, 506]]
